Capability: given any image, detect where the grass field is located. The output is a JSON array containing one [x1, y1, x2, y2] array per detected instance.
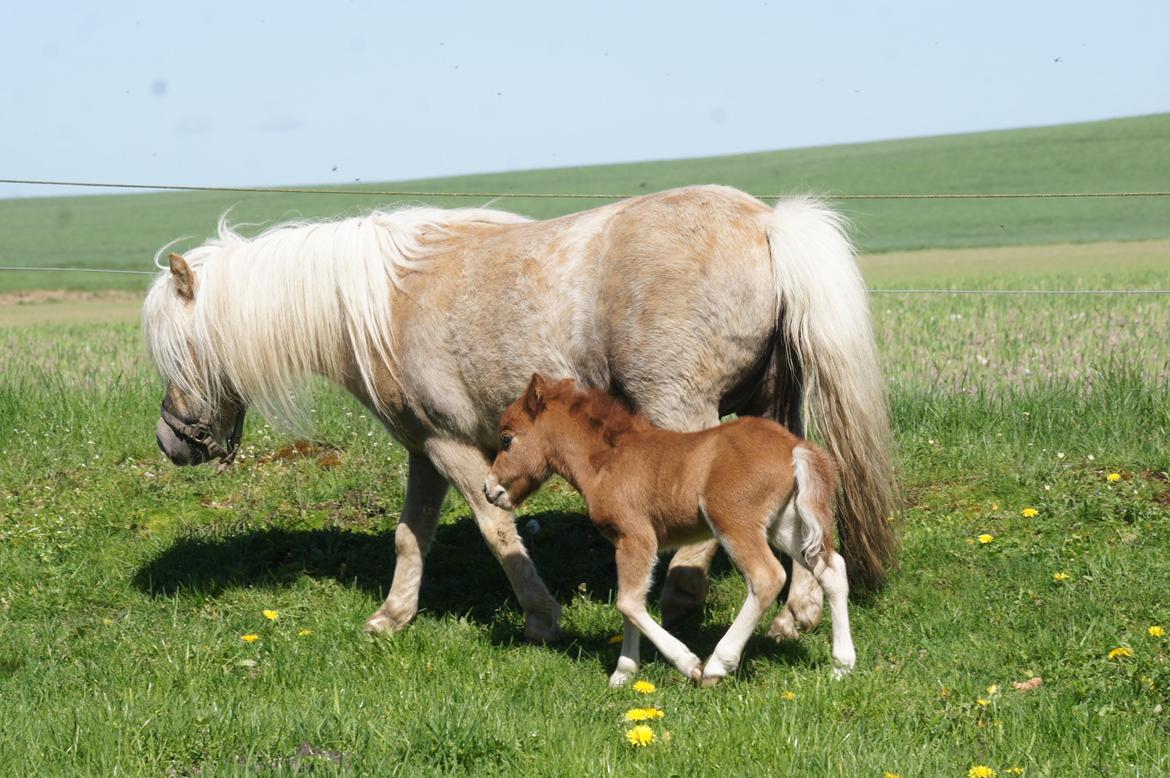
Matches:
[[2, 117, 1170, 775], [1, 113, 1169, 292]]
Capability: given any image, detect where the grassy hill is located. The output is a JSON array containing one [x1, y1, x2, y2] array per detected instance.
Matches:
[[1, 113, 1168, 291]]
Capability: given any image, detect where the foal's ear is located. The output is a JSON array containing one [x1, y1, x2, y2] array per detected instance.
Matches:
[[524, 373, 547, 416], [169, 253, 195, 301]]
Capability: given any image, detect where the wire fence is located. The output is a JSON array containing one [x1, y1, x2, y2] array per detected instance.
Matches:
[[4, 177, 1170, 201], [2, 177, 1169, 297]]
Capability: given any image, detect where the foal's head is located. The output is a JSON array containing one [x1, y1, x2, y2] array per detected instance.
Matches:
[[482, 373, 563, 510], [483, 374, 644, 510]]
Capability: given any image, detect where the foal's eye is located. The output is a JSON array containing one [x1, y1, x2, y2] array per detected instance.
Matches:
[[500, 433, 513, 452]]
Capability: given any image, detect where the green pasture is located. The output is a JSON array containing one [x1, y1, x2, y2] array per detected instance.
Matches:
[[2, 116, 1170, 774], [1, 112, 1169, 292], [2, 241, 1169, 775]]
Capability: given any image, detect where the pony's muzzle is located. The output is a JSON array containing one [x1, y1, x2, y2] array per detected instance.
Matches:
[[482, 475, 512, 510], [155, 416, 208, 466]]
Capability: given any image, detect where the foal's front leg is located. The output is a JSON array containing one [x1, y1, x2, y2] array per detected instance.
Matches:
[[612, 532, 703, 683]]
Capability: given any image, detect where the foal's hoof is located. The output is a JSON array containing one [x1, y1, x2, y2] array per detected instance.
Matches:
[[699, 672, 725, 688], [767, 610, 799, 643]]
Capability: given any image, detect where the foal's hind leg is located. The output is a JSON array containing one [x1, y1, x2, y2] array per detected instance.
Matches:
[[612, 529, 703, 683], [699, 514, 787, 687], [365, 452, 449, 633], [426, 437, 562, 643]]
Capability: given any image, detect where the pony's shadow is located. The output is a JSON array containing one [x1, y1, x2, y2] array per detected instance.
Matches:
[[133, 510, 813, 671]]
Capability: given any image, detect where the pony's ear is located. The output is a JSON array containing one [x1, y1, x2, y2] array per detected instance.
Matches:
[[524, 373, 547, 417], [169, 253, 195, 301]]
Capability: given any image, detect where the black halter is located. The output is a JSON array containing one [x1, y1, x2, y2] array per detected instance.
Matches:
[[160, 404, 246, 473]]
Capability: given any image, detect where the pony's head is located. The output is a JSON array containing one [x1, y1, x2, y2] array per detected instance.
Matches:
[[143, 251, 245, 469], [483, 373, 563, 510]]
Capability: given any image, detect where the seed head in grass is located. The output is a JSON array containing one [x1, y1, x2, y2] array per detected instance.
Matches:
[[1107, 646, 1134, 660], [242, 633, 259, 643], [262, 609, 279, 621], [632, 680, 656, 694], [624, 708, 664, 722], [1148, 626, 1165, 638], [1021, 507, 1039, 518], [968, 766, 996, 778], [625, 725, 655, 747], [978, 533, 994, 544]]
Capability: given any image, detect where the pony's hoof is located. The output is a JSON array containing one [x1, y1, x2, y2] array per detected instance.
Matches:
[[363, 610, 408, 635], [786, 585, 824, 633], [699, 672, 724, 688], [767, 611, 799, 643], [609, 671, 634, 688], [523, 611, 562, 644]]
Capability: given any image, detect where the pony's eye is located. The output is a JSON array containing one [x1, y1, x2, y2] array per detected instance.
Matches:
[[501, 433, 513, 452]]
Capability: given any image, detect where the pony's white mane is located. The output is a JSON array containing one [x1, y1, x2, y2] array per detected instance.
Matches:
[[142, 206, 530, 426]]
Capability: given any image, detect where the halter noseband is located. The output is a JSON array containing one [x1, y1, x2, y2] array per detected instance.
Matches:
[[160, 404, 246, 473]]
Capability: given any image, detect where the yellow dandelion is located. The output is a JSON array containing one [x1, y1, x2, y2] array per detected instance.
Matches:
[[991, 503, 1000, 511], [1021, 507, 1039, 518], [1107, 646, 1134, 660], [986, 684, 1000, 696], [624, 707, 665, 722], [976, 698, 989, 707], [297, 628, 313, 637], [625, 725, 655, 747], [607, 634, 624, 645], [1148, 626, 1165, 638], [1053, 572, 1070, 581], [241, 633, 259, 643], [781, 690, 797, 701], [884, 773, 901, 778], [262, 609, 279, 621], [1005, 768, 1025, 776], [978, 533, 994, 544], [632, 680, 656, 694], [1106, 473, 1121, 483], [968, 766, 996, 778]]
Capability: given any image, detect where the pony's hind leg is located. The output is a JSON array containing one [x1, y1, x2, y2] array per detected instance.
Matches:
[[815, 551, 855, 678], [609, 617, 641, 687], [612, 530, 703, 683], [365, 452, 449, 633], [425, 437, 562, 643]]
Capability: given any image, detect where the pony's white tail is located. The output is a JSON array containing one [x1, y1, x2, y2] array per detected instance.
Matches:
[[767, 198, 898, 589]]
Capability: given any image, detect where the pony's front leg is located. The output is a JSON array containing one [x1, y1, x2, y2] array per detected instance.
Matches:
[[426, 437, 562, 643], [365, 452, 449, 633], [608, 617, 641, 688], [614, 534, 702, 683]]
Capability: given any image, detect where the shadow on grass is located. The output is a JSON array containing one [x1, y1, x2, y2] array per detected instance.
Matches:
[[133, 509, 817, 672]]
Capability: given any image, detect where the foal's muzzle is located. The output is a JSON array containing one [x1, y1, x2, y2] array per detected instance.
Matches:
[[482, 475, 513, 510]]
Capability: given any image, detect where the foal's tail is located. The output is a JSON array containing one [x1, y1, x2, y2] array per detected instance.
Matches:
[[766, 199, 899, 590]]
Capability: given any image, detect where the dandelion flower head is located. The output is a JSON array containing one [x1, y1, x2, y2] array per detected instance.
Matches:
[[241, 633, 259, 643], [298, 628, 313, 637], [262, 609, 279, 621], [978, 533, 994, 544], [1106, 473, 1121, 483], [781, 690, 797, 701], [1053, 572, 1070, 581], [626, 725, 655, 747], [632, 680, 656, 694], [1021, 507, 1039, 518], [968, 766, 996, 778], [1148, 626, 1165, 638], [1107, 646, 1134, 660], [624, 707, 665, 722]]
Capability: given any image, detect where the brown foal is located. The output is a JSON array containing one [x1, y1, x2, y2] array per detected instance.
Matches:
[[483, 374, 856, 687]]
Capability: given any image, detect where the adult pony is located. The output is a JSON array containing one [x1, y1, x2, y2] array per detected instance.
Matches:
[[143, 185, 897, 642]]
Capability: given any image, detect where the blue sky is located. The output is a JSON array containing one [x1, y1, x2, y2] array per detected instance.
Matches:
[[2, 0, 1167, 198]]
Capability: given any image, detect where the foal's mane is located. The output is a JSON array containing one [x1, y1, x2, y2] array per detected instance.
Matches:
[[555, 383, 651, 447], [143, 206, 530, 427]]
